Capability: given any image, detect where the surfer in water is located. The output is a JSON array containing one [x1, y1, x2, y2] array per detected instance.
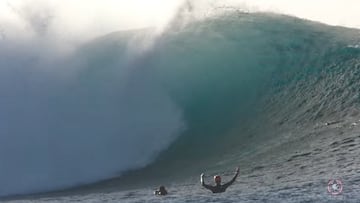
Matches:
[[200, 167, 239, 193], [154, 185, 168, 196]]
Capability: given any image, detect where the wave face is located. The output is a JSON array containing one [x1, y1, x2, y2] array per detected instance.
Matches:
[[143, 13, 360, 172], [1, 11, 360, 196]]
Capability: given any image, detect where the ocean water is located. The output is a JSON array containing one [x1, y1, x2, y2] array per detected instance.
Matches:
[[1, 10, 360, 202]]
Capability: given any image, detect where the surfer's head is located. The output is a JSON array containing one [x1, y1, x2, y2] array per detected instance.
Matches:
[[214, 175, 221, 184], [159, 186, 166, 192]]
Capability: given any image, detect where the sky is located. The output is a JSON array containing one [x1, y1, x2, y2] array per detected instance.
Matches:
[[232, 0, 360, 29], [0, 0, 360, 42], [0, 0, 183, 41]]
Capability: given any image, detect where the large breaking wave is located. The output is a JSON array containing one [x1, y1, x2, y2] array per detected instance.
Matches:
[[1, 10, 360, 197]]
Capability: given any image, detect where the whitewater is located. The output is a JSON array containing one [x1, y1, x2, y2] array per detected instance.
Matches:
[[1, 2, 360, 203]]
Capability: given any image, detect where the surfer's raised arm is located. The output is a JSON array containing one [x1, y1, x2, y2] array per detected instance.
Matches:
[[200, 173, 213, 190], [223, 167, 240, 189]]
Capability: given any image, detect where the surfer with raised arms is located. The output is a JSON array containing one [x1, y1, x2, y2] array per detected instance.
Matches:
[[200, 167, 239, 193]]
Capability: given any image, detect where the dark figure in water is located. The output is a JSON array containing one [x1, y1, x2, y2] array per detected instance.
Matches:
[[154, 185, 168, 196], [200, 167, 239, 193]]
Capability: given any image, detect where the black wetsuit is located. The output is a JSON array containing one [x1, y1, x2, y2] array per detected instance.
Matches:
[[201, 173, 238, 193], [154, 188, 168, 195]]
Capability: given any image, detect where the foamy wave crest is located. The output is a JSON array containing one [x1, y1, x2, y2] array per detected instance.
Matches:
[[0, 28, 184, 196]]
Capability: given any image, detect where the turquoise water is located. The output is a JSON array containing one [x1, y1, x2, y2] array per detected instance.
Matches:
[[131, 12, 360, 179], [1, 11, 360, 201]]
